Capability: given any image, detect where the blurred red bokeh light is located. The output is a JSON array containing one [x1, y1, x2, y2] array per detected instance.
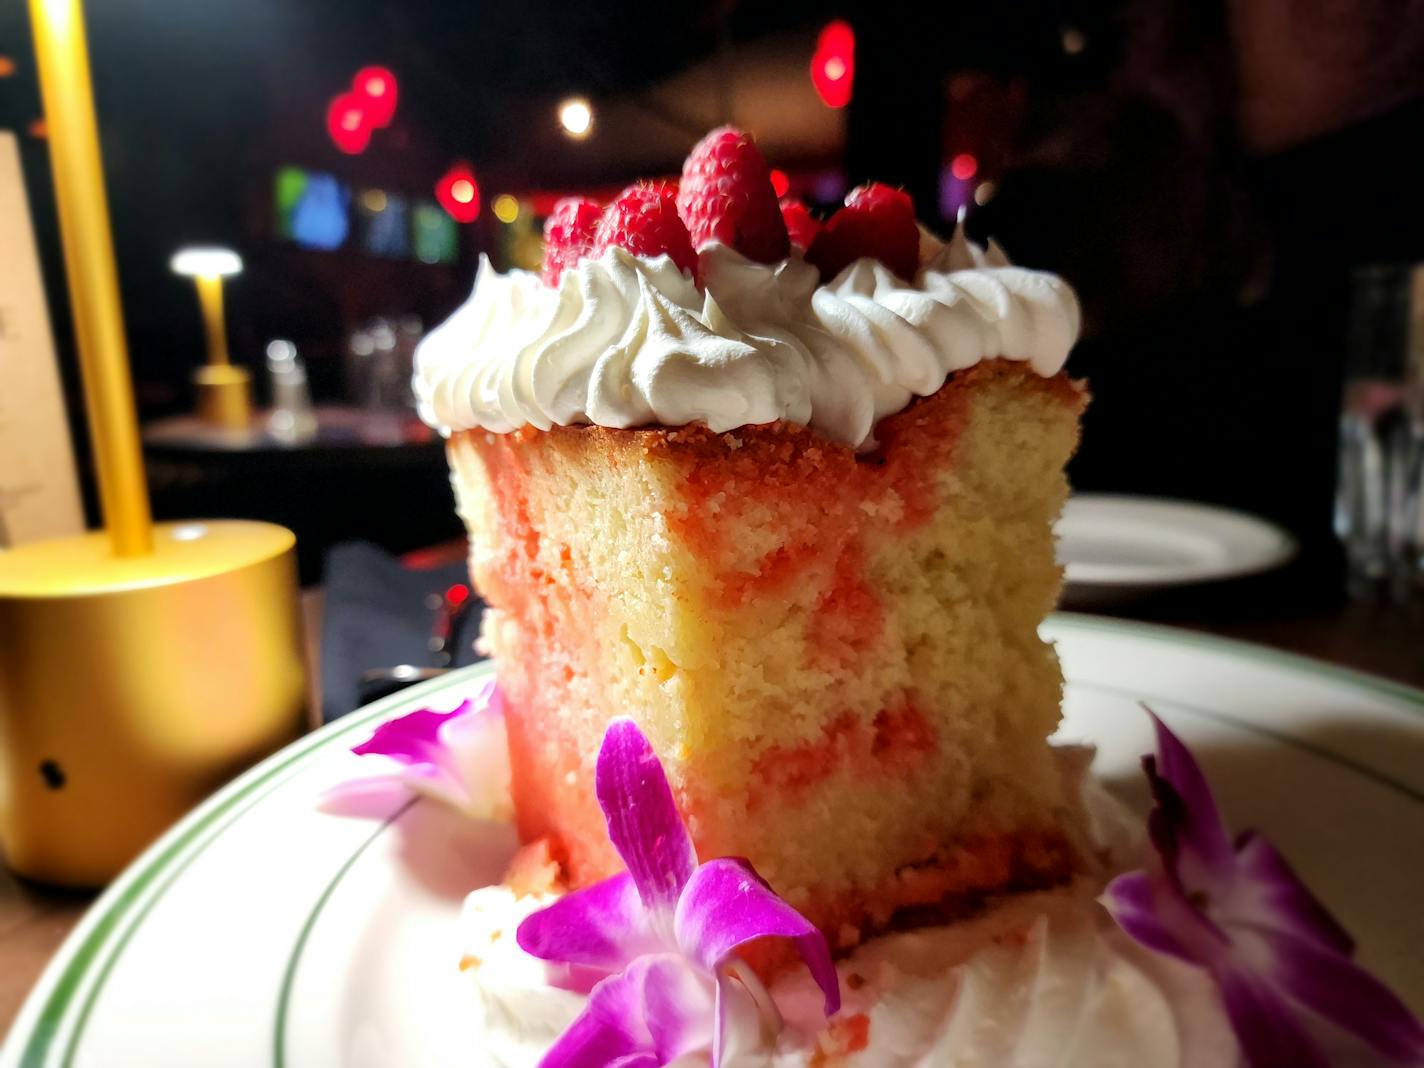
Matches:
[[327, 91, 372, 154], [811, 20, 854, 109], [951, 153, 978, 181], [769, 169, 790, 198], [436, 163, 481, 222], [354, 65, 398, 128]]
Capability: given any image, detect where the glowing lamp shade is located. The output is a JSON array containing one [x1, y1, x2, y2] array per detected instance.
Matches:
[[558, 97, 593, 139], [170, 244, 248, 426], [436, 163, 481, 223], [170, 247, 242, 278], [811, 20, 854, 109], [354, 65, 398, 128], [327, 91, 371, 155]]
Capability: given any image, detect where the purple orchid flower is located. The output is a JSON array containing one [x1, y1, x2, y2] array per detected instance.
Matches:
[[517, 717, 840, 1067], [319, 680, 510, 820], [1103, 710, 1424, 1068]]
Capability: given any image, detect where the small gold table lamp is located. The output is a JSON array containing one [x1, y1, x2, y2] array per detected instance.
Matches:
[[170, 246, 251, 430], [0, 0, 307, 887]]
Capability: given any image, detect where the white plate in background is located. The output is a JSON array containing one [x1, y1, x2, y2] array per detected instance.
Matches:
[[1057, 494, 1297, 602]]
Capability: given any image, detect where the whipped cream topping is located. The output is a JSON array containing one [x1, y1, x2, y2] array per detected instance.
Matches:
[[458, 884, 1237, 1068], [414, 227, 1081, 450], [458, 888, 587, 1068]]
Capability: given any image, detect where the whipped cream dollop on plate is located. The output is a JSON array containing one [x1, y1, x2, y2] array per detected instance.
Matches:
[[458, 882, 1236, 1068], [413, 228, 1081, 450]]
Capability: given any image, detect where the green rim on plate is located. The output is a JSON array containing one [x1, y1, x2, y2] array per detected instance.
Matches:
[[8, 615, 1423, 1066], [16, 665, 494, 1068]]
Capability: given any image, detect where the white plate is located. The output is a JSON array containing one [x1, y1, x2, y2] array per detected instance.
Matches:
[[1056, 495, 1297, 596], [4, 614, 1422, 1067]]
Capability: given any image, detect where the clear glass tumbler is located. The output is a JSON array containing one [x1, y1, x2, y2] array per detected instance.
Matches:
[[1336, 265, 1424, 600]]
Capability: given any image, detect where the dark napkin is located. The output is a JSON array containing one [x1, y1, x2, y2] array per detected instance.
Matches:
[[319, 541, 486, 723]]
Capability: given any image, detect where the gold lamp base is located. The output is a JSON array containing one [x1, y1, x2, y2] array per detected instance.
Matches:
[[0, 520, 306, 886], [194, 364, 252, 430]]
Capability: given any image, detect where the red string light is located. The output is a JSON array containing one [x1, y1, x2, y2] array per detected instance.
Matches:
[[354, 65, 398, 128], [811, 21, 855, 109], [951, 153, 978, 181], [436, 163, 481, 223], [325, 67, 399, 154], [326, 91, 372, 155]]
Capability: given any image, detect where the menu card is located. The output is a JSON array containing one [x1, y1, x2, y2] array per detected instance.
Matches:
[[0, 130, 84, 547]]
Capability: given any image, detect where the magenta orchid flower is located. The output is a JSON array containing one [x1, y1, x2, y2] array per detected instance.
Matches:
[[1103, 710, 1424, 1068], [517, 718, 840, 1067], [319, 680, 511, 820]]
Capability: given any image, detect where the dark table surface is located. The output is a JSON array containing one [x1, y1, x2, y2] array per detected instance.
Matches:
[[143, 408, 463, 585], [3, 594, 1422, 1038]]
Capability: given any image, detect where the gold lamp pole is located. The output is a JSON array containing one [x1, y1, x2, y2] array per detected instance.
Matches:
[[0, 0, 307, 887], [171, 246, 252, 429]]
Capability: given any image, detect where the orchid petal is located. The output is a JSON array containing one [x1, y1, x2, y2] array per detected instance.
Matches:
[[1216, 965, 1330, 1068], [1110, 709, 1423, 1068], [1230, 832, 1353, 955], [1102, 871, 1194, 962], [314, 774, 421, 818], [434, 684, 512, 818], [1255, 925, 1424, 1063], [539, 955, 713, 1068], [352, 701, 472, 766], [713, 962, 782, 1068], [538, 995, 651, 1068], [640, 955, 718, 1061], [596, 718, 697, 916], [435, 681, 500, 767], [399, 763, 477, 810], [1145, 710, 1234, 889], [334, 685, 510, 820], [1101, 870, 1229, 966], [518, 873, 663, 977], [675, 857, 840, 1018]]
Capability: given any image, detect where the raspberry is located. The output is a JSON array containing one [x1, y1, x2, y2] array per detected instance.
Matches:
[[540, 197, 603, 286], [592, 181, 699, 281], [779, 198, 822, 252], [806, 182, 920, 282], [677, 126, 790, 263]]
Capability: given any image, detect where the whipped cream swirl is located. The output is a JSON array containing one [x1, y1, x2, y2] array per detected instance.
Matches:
[[458, 885, 1237, 1068], [414, 228, 1081, 450]]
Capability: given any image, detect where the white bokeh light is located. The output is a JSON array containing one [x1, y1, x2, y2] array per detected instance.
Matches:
[[558, 97, 593, 139], [170, 247, 243, 278]]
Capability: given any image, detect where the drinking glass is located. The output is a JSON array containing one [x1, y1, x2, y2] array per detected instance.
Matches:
[[1336, 265, 1424, 600]]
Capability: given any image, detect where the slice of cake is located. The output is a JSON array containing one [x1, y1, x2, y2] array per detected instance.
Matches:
[[416, 128, 1084, 945]]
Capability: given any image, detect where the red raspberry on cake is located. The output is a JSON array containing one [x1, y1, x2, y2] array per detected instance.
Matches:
[[807, 182, 920, 283], [677, 126, 790, 263], [540, 197, 603, 286], [780, 197, 822, 252], [592, 181, 699, 282]]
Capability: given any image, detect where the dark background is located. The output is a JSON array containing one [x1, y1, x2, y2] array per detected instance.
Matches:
[[3, 0, 1423, 601]]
